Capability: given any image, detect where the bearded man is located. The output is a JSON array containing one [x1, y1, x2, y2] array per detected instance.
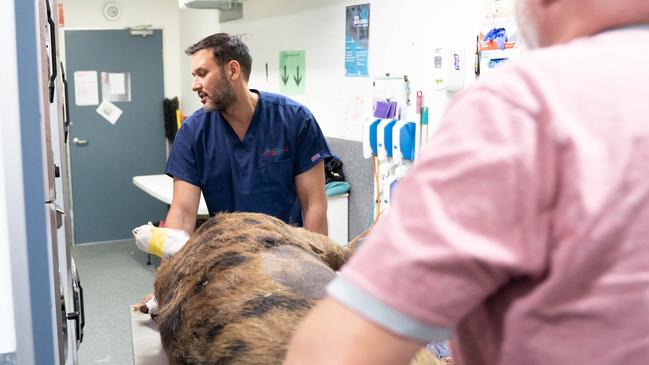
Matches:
[[165, 33, 330, 236]]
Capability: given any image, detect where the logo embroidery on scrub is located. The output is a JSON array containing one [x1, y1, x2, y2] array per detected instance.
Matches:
[[310, 153, 321, 162], [262, 147, 289, 158]]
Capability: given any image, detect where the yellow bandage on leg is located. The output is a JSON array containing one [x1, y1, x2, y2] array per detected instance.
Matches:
[[132, 223, 190, 258], [149, 227, 167, 258]]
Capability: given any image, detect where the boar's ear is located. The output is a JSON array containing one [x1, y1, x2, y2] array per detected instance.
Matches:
[[306, 242, 351, 271], [322, 249, 351, 271]]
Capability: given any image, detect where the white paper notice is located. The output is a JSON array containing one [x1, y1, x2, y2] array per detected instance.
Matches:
[[96, 100, 123, 125], [108, 73, 126, 94], [73, 71, 99, 106]]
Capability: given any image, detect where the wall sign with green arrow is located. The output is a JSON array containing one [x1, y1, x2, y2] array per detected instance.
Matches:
[[279, 50, 305, 95]]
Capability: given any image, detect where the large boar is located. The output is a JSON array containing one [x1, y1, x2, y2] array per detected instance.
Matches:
[[152, 212, 447, 365]]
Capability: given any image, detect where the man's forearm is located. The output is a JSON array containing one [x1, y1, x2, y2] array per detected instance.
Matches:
[[284, 298, 422, 365], [303, 202, 328, 236], [164, 205, 197, 234]]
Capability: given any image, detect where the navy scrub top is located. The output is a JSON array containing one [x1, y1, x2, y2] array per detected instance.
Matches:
[[165, 90, 331, 226]]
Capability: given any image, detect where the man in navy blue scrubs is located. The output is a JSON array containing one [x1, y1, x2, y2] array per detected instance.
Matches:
[[165, 33, 331, 235]]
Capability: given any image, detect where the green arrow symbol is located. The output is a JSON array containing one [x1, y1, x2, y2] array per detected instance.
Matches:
[[293, 66, 303, 86], [281, 66, 289, 85]]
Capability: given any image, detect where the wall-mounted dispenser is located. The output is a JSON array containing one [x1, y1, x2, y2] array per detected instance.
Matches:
[[432, 48, 448, 90], [362, 118, 382, 158], [376, 119, 397, 161], [448, 49, 465, 91]]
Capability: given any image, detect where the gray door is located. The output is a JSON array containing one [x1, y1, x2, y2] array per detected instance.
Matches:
[[65, 29, 167, 244]]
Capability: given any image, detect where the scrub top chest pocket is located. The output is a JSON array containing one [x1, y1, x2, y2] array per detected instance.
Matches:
[[260, 147, 294, 195]]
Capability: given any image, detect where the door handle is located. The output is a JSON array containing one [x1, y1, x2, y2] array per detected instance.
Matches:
[[72, 137, 88, 146], [45, 0, 58, 103], [55, 205, 64, 229], [61, 62, 70, 144]]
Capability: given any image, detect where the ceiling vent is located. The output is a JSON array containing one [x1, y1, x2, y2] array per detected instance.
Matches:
[[180, 0, 241, 10], [179, 0, 244, 22]]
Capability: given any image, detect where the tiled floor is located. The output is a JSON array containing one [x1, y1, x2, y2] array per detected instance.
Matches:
[[72, 240, 158, 365]]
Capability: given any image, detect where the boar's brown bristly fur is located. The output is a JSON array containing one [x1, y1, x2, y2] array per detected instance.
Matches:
[[153, 212, 351, 365], [154, 212, 445, 365]]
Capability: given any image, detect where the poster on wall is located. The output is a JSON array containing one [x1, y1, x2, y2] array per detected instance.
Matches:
[[345, 3, 370, 77], [96, 100, 123, 125], [279, 50, 305, 95], [73, 70, 99, 106], [101, 72, 131, 102]]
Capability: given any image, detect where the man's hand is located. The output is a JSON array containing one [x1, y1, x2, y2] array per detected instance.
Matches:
[[132, 224, 190, 258]]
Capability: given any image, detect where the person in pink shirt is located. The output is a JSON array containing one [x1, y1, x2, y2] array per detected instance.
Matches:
[[283, 0, 649, 364]]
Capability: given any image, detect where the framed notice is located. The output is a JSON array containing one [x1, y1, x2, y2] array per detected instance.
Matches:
[[345, 3, 370, 77]]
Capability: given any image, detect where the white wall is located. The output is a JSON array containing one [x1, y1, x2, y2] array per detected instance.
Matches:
[[178, 0, 506, 141], [61, 0, 182, 99], [60, 0, 515, 141], [177, 7, 221, 114]]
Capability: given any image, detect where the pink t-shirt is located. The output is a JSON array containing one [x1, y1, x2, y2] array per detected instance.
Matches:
[[330, 25, 649, 364]]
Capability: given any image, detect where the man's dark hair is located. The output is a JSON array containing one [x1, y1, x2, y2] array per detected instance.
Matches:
[[185, 33, 252, 81]]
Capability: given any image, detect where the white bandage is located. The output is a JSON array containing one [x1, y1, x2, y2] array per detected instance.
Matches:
[[145, 295, 159, 315], [132, 223, 190, 259]]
